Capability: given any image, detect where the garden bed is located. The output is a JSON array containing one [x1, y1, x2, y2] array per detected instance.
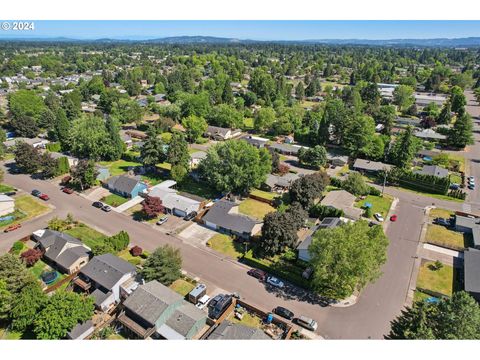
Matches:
[[169, 278, 196, 297]]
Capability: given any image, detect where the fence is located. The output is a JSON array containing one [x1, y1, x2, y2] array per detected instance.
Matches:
[[248, 194, 276, 206], [44, 271, 78, 294]]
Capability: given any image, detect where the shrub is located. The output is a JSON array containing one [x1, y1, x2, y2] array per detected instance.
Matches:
[[309, 204, 344, 219], [365, 207, 373, 218], [12, 241, 24, 253], [130, 246, 143, 257], [46, 142, 61, 152], [369, 186, 381, 196], [20, 248, 43, 266]]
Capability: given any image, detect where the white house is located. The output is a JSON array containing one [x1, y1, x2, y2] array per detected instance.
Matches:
[[149, 181, 201, 218], [0, 195, 15, 217]]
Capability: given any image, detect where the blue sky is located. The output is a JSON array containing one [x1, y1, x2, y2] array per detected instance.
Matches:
[[1, 20, 479, 40]]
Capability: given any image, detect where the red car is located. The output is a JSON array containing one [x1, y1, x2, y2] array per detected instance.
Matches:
[[4, 223, 22, 233], [247, 268, 267, 281], [39, 193, 50, 201], [62, 187, 74, 194], [390, 214, 398, 222]]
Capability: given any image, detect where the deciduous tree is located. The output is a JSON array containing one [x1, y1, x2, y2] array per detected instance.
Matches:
[[141, 245, 182, 286]]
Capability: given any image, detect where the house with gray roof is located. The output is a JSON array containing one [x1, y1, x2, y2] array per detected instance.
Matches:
[[414, 165, 449, 178], [326, 151, 349, 167], [297, 218, 343, 262], [67, 320, 94, 340], [464, 248, 480, 302], [205, 126, 242, 141], [353, 158, 392, 173], [75, 253, 138, 312], [414, 128, 447, 141], [243, 135, 269, 149], [202, 200, 262, 239], [268, 143, 308, 156], [320, 190, 363, 220], [454, 215, 480, 250], [106, 175, 148, 198], [149, 181, 201, 218], [189, 150, 207, 169], [33, 229, 90, 274], [117, 280, 207, 339], [207, 320, 270, 340], [263, 173, 300, 193]]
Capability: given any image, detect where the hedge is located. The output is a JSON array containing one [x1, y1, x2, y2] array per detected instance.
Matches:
[[388, 167, 450, 195], [309, 204, 344, 219]]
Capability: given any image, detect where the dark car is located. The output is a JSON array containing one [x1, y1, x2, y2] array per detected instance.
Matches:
[[92, 201, 103, 208], [433, 217, 451, 227], [273, 306, 295, 320], [247, 268, 267, 281], [31, 189, 41, 197], [3, 191, 16, 196], [183, 211, 197, 221], [62, 187, 74, 194]]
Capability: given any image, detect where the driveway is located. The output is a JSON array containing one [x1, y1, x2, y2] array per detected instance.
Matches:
[[178, 222, 216, 246]]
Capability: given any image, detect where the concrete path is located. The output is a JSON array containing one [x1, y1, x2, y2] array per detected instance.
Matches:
[[114, 195, 143, 213]]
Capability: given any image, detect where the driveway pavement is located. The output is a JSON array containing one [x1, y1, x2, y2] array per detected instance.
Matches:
[[178, 223, 216, 246]]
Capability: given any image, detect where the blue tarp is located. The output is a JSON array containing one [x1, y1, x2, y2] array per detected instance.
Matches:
[[364, 202, 372, 208], [423, 156, 433, 162]]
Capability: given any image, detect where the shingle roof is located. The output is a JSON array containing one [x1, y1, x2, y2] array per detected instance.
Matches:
[[353, 158, 392, 172], [414, 165, 448, 178], [36, 230, 90, 269], [80, 253, 135, 290], [91, 288, 113, 307], [202, 200, 261, 234], [268, 143, 307, 155], [464, 248, 480, 294], [297, 218, 342, 251], [67, 320, 94, 339], [107, 175, 142, 195], [164, 303, 206, 337], [264, 173, 299, 188], [320, 191, 363, 220], [207, 320, 270, 340]]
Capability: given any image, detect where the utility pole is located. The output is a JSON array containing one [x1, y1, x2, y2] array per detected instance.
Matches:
[[382, 167, 387, 195]]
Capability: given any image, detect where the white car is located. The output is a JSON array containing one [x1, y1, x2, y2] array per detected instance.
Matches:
[[374, 213, 384, 222], [266, 276, 285, 288], [468, 176, 475, 181], [195, 295, 211, 310]]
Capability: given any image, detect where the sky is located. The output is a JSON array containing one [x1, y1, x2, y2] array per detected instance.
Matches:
[[0, 20, 479, 40]]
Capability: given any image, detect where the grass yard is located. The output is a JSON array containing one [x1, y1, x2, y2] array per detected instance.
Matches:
[[156, 162, 172, 171], [0, 183, 15, 193], [177, 177, 219, 200], [0, 195, 50, 229], [250, 189, 278, 201], [425, 224, 472, 250], [117, 249, 145, 267], [450, 173, 462, 185], [229, 311, 262, 329], [29, 259, 49, 278], [393, 186, 465, 203], [141, 172, 167, 186], [416, 260, 459, 297], [207, 234, 244, 259], [65, 223, 106, 249], [413, 290, 432, 303], [238, 198, 275, 220], [98, 159, 141, 176], [169, 279, 196, 297], [355, 194, 394, 219], [428, 208, 454, 221], [448, 154, 466, 173], [100, 193, 129, 207]]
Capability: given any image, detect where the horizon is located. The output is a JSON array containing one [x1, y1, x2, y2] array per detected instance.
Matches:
[[0, 20, 479, 41]]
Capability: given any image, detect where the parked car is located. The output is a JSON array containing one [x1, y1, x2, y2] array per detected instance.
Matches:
[[62, 187, 74, 194], [469, 183, 475, 190], [195, 295, 211, 310], [266, 276, 285, 288], [374, 213, 384, 222], [92, 201, 103, 208], [156, 215, 169, 225], [2, 191, 16, 196], [468, 176, 475, 181], [390, 214, 398, 222], [39, 193, 49, 201], [4, 223, 21, 233], [183, 211, 197, 221], [101, 205, 112, 212], [31, 189, 41, 197], [247, 268, 267, 281], [450, 183, 460, 190], [273, 306, 295, 320], [433, 217, 451, 227], [296, 316, 318, 331]]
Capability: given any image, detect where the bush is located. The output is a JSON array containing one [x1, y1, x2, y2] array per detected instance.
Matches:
[[130, 245, 143, 257], [309, 204, 344, 219], [365, 207, 373, 218], [20, 248, 43, 266], [448, 189, 466, 199], [46, 142, 61, 152], [369, 186, 381, 196], [330, 176, 343, 188], [12, 241, 24, 253]]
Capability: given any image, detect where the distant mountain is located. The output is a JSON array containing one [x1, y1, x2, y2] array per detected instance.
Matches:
[[1, 35, 480, 47]]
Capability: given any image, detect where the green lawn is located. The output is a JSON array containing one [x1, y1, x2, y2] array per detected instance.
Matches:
[[156, 162, 172, 171], [176, 177, 219, 200], [448, 154, 466, 173], [0, 183, 15, 193], [29, 259, 49, 279], [355, 194, 394, 219], [65, 223, 106, 249], [450, 173, 462, 185], [98, 159, 141, 176], [207, 234, 244, 259], [425, 224, 471, 250], [416, 261, 459, 297], [169, 279, 196, 297], [228, 311, 262, 329], [413, 290, 432, 303], [0, 195, 50, 229], [238, 198, 275, 220], [141, 172, 167, 186], [117, 249, 145, 267], [250, 189, 278, 201], [429, 208, 454, 221], [101, 193, 129, 207]]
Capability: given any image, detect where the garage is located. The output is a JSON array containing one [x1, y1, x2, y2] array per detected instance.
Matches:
[[173, 208, 187, 217]]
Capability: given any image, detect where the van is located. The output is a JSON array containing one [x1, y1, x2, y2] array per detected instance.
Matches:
[[296, 316, 318, 331]]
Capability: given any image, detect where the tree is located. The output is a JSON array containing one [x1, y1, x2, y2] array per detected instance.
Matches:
[[388, 291, 480, 339], [389, 126, 419, 168], [342, 172, 370, 196], [309, 221, 389, 299], [450, 86, 467, 114], [51, 108, 70, 150], [20, 249, 43, 267], [10, 115, 40, 138], [297, 145, 327, 169], [140, 132, 166, 168], [199, 140, 271, 195], [167, 132, 189, 168], [141, 245, 182, 286], [10, 281, 47, 332], [448, 111, 474, 149], [248, 68, 276, 105], [105, 117, 124, 161], [182, 115, 207, 143], [40, 152, 59, 179], [8, 89, 46, 121], [170, 164, 188, 182], [207, 104, 244, 129], [254, 107, 276, 133], [393, 85, 415, 112], [70, 116, 112, 160], [70, 160, 98, 190], [33, 291, 94, 339], [289, 172, 330, 209], [0, 279, 10, 321], [295, 82, 305, 100], [106, 231, 130, 252], [14, 141, 41, 174], [130, 246, 143, 257], [375, 105, 396, 135], [260, 211, 298, 256], [344, 115, 376, 157], [56, 156, 70, 175], [141, 196, 165, 219], [437, 102, 452, 125]]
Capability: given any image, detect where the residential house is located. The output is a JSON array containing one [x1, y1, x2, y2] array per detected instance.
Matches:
[[263, 173, 300, 193], [33, 229, 90, 275], [320, 190, 363, 220], [414, 93, 448, 107], [414, 128, 447, 141], [96, 166, 111, 182], [202, 200, 262, 239], [353, 158, 392, 173], [395, 117, 422, 127], [43, 151, 79, 168], [454, 215, 480, 249], [464, 248, 480, 302], [120, 130, 133, 148], [149, 181, 201, 218], [414, 165, 449, 178], [106, 175, 148, 198], [3, 137, 50, 149], [326, 151, 349, 167], [205, 126, 242, 141], [189, 151, 207, 169], [297, 217, 343, 262], [74, 253, 138, 312], [117, 280, 207, 339], [243, 135, 269, 149], [207, 320, 270, 340], [268, 143, 308, 156], [67, 320, 95, 340], [0, 195, 15, 217]]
